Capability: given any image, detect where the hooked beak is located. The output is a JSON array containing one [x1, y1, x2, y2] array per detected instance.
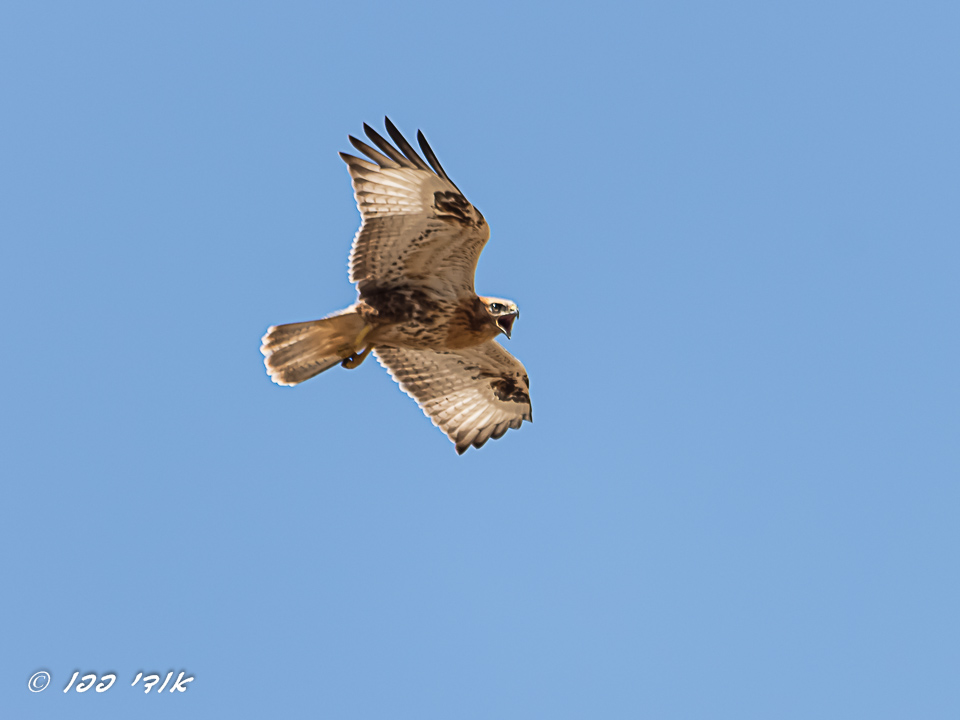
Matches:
[[496, 312, 517, 339]]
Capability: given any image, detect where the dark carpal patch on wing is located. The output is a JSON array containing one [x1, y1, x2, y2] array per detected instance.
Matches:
[[434, 191, 484, 228], [359, 285, 444, 325], [490, 375, 530, 404]]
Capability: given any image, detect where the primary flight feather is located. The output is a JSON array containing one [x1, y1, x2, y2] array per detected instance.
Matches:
[[260, 118, 531, 454]]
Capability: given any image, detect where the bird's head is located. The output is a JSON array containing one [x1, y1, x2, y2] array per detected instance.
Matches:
[[480, 296, 520, 339]]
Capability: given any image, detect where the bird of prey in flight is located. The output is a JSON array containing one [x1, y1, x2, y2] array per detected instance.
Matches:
[[261, 118, 531, 454]]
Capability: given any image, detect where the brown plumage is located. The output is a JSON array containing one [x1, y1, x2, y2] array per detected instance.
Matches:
[[261, 118, 531, 454]]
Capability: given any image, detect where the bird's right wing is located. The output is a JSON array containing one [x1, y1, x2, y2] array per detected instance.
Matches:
[[339, 118, 490, 296]]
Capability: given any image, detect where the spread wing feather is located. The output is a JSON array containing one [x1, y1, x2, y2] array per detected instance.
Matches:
[[339, 118, 490, 296], [416, 129, 457, 187], [375, 340, 532, 454]]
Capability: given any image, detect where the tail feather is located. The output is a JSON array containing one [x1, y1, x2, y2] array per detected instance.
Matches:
[[261, 310, 366, 386]]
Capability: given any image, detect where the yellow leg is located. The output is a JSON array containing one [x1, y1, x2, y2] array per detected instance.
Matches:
[[339, 324, 374, 369], [354, 324, 372, 348], [341, 345, 373, 369]]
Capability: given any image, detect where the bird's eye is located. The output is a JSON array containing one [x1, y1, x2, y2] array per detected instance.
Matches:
[[489, 302, 505, 313]]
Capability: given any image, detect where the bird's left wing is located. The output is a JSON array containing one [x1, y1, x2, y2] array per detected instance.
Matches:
[[375, 340, 532, 454], [339, 118, 490, 296]]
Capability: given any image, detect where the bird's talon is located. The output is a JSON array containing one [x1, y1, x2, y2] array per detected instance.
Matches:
[[341, 346, 372, 369]]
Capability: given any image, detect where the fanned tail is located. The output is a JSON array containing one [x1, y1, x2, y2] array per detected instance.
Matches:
[[260, 310, 366, 386]]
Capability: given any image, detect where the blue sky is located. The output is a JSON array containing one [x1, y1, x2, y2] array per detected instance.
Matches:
[[2, 1, 958, 717]]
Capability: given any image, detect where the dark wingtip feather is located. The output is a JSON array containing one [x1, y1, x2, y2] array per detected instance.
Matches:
[[419, 129, 463, 192], [384, 117, 431, 172], [339, 151, 369, 170], [362, 121, 412, 168], [416, 129, 452, 182], [348, 135, 398, 168]]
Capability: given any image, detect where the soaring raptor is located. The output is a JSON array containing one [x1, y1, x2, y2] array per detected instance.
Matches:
[[260, 118, 531, 454]]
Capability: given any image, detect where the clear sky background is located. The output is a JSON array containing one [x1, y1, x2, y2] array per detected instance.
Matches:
[[2, 2, 958, 718]]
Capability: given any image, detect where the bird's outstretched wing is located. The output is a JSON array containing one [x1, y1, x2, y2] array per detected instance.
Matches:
[[375, 340, 532, 454], [339, 118, 490, 296]]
